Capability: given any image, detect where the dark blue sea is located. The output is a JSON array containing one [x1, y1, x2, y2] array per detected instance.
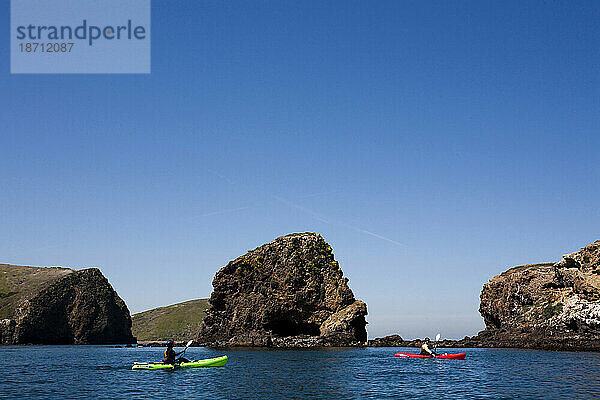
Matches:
[[1, 346, 599, 399]]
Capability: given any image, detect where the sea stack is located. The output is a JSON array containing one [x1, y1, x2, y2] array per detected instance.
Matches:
[[0, 264, 135, 345], [478, 240, 600, 350], [197, 232, 368, 347]]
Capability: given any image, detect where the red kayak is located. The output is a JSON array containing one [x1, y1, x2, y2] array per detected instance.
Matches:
[[394, 352, 466, 360]]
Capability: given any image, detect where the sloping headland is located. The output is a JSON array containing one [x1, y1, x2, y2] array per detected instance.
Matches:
[[132, 298, 209, 341], [0, 264, 135, 345]]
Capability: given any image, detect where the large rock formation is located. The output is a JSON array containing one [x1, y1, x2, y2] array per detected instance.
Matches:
[[477, 240, 600, 350], [368, 240, 600, 351], [197, 233, 368, 347], [0, 264, 135, 345]]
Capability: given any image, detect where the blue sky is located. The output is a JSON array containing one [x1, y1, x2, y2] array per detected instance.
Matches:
[[1, 1, 599, 339]]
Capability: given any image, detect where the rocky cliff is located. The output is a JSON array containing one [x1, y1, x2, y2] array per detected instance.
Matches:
[[477, 240, 600, 350], [0, 264, 135, 345], [196, 233, 367, 347], [369, 241, 600, 350]]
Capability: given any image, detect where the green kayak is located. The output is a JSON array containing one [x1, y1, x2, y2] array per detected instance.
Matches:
[[132, 355, 228, 370]]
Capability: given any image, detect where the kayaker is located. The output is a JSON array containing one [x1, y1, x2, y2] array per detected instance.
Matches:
[[419, 339, 436, 357], [163, 340, 189, 364]]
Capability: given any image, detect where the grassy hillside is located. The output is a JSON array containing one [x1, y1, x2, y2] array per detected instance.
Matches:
[[0, 264, 73, 319], [131, 299, 209, 341]]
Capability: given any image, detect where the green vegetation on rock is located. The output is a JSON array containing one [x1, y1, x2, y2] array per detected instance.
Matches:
[[131, 299, 209, 341], [0, 264, 72, 319], [501, 263, 554, 276], [543, 302, 563, 318]]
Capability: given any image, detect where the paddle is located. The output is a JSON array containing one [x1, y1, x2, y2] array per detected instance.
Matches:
[[433, 333, 441, 357], [180, 339, 194, 357]]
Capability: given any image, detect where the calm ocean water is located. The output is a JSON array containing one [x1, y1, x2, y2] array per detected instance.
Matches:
[[0, 346, 599, 399]]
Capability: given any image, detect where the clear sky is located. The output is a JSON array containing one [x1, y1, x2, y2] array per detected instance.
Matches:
[[1, 1, 599, 339]]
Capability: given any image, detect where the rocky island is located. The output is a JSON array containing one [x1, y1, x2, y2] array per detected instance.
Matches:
[[370, 240, 600, 351], [196, 232, 368, 347], [476, 240, 600, 350], [0, 264, 135, 345]]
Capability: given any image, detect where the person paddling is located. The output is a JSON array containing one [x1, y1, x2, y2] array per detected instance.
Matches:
[[163, 340, 190, 365], [419, 339, 436, 357]]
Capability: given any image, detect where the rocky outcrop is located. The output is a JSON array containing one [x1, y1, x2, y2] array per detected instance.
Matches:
[[196, 232, 368, 347], [320, 299, 367, 344], [476, 240, 600, 350], [368, 241, 600, 351], [368, 334, 482, 348], [0, 265, 135, 345]]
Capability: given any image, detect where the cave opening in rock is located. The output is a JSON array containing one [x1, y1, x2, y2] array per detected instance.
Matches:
[[265, 318, 320, 337], [565, 319, 579, 332], [351, 317, 367, 342], [485, 313, 502, 329]]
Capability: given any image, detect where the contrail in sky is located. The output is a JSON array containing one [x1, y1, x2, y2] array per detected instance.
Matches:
[[343, 226, 406, 247], [272, 195, 407, 248], [199, 206, 253, 217], [204, 170, 406, 248]]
